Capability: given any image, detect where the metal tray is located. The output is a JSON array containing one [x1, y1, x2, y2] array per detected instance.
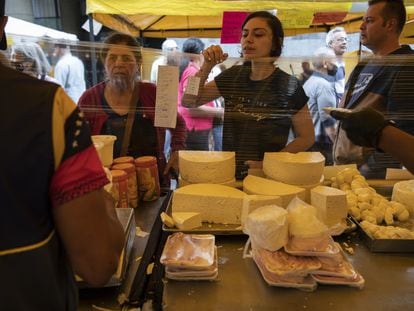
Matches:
[[351, 217, 414, 253], [162, 195, 243, 235]]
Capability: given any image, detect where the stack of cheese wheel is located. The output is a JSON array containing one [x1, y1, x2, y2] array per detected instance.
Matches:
[[263, 152, 326, 203], [178, 151, 236, 187]]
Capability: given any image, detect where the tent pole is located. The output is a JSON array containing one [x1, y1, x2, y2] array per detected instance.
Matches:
[[88, 14, 98, 86]]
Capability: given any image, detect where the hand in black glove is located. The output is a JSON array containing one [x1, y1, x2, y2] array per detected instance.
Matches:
[[330, 107, 390, 148]]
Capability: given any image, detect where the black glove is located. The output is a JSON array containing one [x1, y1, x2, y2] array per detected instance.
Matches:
[[330, 107, 390, 148]]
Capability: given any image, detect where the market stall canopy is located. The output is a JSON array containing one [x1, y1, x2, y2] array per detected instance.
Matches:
[[86, 0, 414, 39], [5, 16, 78, 41]]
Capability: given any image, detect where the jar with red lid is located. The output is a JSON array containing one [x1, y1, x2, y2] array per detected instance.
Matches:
[[112, 163, 138, 208], [134, 156, 160, 201], [110, 169, 129, 208], [113, 156, 135, 166]]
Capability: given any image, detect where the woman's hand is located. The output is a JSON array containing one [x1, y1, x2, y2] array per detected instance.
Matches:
[[202, 45, 229, 68]]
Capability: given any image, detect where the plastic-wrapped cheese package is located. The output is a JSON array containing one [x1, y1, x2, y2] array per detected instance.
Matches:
[[160, 232, 215, 269], [244, 205, 288, 251], [286, 198, 331, 252]]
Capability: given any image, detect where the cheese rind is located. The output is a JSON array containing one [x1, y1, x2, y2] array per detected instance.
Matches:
[[392, 180, 414, 215], [172, 184, 245, 224], [172, 212, 202, 230], [179, 151, 235, 183], [243, 175, 306, 207], [263, 152, 325, 185], [310, 186, 348, 227]]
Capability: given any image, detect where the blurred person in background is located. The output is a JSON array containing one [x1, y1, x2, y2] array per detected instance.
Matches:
[[183, 11, 314, 179], [150, 38, 179, 83], [326, 26, 348, 104], [178, 37, 224, 150], [303, 47, 338, 164], [54, 42, 86, 103], [209, 63, 226, 151], [10, 41, 60, 84], [333, 0, 414, 179], [0, 1, 125, 309], [298, 60, 314, 86], [78, 32, 186, 187]]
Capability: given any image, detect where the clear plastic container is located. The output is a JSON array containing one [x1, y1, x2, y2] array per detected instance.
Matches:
[[112, 163, 138, 208], [113, 156, 135, 166], [134, 156, 160, 201], [110, 169, 129, 208], [91, 135, 117, 167]]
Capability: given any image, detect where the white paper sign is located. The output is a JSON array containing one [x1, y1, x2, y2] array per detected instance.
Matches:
[[81, 18, 103, 36], [185, 76, 200, 96], [155, 65, 179, 128]]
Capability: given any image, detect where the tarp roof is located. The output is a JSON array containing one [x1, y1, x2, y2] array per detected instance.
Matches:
[[86, 0, 414, 39], [5, 16, 78, 41]]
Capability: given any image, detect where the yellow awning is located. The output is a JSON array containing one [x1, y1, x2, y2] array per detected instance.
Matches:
[[86, 0, 414, 39]]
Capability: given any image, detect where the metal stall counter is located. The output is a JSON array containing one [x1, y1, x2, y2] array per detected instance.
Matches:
[[78, 191, 171, 311], [162, 233, 414, 311]]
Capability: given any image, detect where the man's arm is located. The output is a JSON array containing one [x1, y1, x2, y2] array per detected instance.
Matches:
[[330, 107, 414, 174], [53, 189, 124, 287], [377, 125, 414, 174]]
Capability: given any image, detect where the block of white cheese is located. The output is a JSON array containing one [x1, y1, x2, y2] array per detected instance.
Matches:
[[392, 180, 414, 216], [172, 184, 245, 224], [241, 195, 282, 227], [243, 175, 306, 207], [311, 186, 348, 227], [244, 205, 288, 251], [172, 212, 202, 230], [160, 212, 175, 228], [179, 151, 235, 184], [301, 179, 324, 203], [178, 176, 237, 188], [263, 152, 325, 186]]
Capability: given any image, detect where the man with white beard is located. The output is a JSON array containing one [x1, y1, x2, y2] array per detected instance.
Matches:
[[78, 33, 186, 187], [325, 27, 348, 105]]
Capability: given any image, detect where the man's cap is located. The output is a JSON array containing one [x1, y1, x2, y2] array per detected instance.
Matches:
[[0, 0, 6, 50], [161, 39, 178, 52]]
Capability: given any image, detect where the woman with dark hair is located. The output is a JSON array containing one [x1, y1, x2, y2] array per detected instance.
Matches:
[[183, 11, 314, 179], [178, 37, 224, 150], [78, 32, 186, 186]]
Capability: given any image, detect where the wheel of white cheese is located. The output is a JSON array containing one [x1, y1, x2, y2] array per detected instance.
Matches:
[[178, 176, 237, 188], [178, 151, 235, 184], [243, 175, 306, 207], [392, 179, 414, 216], [263, 152, 325, 186], [172, 183, 245, 224]]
